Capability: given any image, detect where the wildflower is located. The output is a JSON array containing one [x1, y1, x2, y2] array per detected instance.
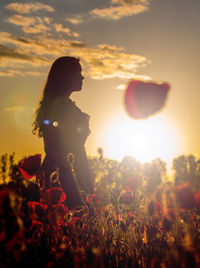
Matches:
[[40, 187, 66, 205], [173, 183, 196, 209], [124, 80, 170, 119], [54, 203, 68, 216], [125, 185, 132, 192], [127, 211, 136, 219], [148, 201, 162, 216], [97, 147, 103, 157], [85, 194, 96, 204], [70, 216, 81, 225], [19, 154, 41, 179], [194, 191, 200, 206], [126, 177, 141, 189], [28, 201, 47, 220]]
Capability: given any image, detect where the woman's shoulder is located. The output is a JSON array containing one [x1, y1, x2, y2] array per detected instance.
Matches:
[[50, 97, 88, 119], [67, 98, 89, 118]]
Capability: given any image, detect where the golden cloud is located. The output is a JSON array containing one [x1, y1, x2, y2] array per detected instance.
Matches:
[[53, 23, 79, 37], [7, 14, 79, 37], [0, 31, 148, 78], [7, 15, 51, 34], [0, 70, 20, 77], [67, 43, 148, 79], [111, 0, 148, 4], [5, 2, 55, 14], [66, 15, 84, 25], [54, 24, 71, 34], [0, 44, 35, 62], [7, 14, 35, 26], [0, 32, 45, 52], [0, 42, 49, 70], [90, 0, 149, 20], [0, 1, 151, 78], [0, 69, 43, 77]]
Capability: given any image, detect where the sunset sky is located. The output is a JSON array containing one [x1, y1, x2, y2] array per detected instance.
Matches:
[[1, 0, 200, 170]]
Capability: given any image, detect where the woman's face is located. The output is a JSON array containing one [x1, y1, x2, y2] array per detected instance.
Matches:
[[66, 63, 84, 92]]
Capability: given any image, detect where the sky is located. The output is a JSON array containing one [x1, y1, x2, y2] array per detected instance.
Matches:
[[1, 0, 200, 170]]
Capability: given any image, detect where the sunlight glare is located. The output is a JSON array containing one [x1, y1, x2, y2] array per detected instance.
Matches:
[[100, 114, 180, 165]]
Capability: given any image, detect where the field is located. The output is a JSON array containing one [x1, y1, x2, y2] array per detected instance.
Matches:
[[0, 152, 200, 267]]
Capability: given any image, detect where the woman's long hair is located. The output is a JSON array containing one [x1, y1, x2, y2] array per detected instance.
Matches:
[[32, 56, 80, 137]]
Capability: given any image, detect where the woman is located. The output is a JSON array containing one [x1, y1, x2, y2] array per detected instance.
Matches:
[[32, 56, 93, 209]]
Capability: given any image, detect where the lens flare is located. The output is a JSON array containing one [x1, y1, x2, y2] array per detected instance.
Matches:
[[53, 121, 59, 127], [99, 114, 181, 165], [43, 119, 50, 125]]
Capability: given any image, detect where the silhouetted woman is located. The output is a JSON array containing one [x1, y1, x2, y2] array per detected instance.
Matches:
[[33, 56, 93, 209]]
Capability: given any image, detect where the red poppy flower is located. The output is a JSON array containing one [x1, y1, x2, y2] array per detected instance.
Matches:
[[40, 187, 66, 205], [194, 191, 200, 206], [148, 201, 162, 216], [53, 203, 68, 216], [85, 194, 96, 203], [28, 201, 47, 212], [125, 185, 132, 192], [127, 211, 136, 219], [173, 183, 196, 209], [124, 80, 170, 119], [27, 201, 47, 225], [19, 154, 41, 179], [127, 177, 141, 189]]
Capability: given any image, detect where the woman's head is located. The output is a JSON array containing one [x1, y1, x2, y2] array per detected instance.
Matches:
[[45, 56, 84, 96], [32, 56, 84, 137]]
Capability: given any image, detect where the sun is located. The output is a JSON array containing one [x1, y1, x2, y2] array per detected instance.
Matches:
[[99, 114, 181, 165]]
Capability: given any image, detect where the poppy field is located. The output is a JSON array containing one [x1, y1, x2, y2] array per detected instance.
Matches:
[[1, 152, 200, 267]]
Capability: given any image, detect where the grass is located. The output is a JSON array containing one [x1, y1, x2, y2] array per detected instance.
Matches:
[[0, 152, 200, 267]]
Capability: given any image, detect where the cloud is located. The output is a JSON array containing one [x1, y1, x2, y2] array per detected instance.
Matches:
[[7, 15, 35, 26], [0, 32, 43, 51], [0, 31, 148, 79], [0, 43, 49, 70], [0, 0, 151, 78], [67, 43, 148, 79], [112, 0, 148, 4], [90, 0, 149, 20], [7, 15, 79, 36], [0, 44, 35, 61], [7, 15, 51, 34], [0, 69, 43, 77], [5, 2, 55, 14], [0, 70, 20, 77], [53, 23, 79, 37], [68, 40, 86, 48], [66, 15, 84, 25], [0, 32, 66, 57]]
